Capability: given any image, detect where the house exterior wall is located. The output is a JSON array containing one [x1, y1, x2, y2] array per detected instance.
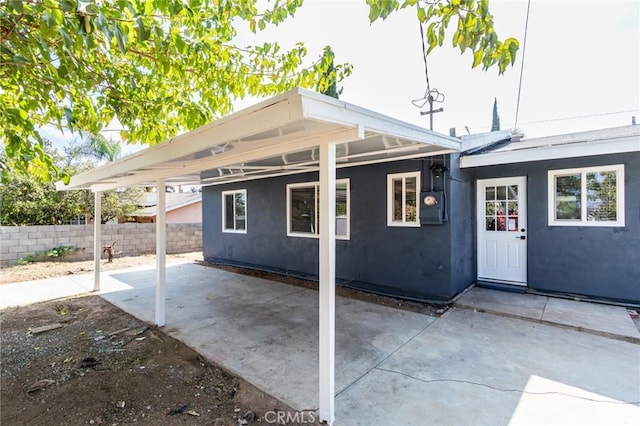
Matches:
[[167, 202, 202, 224], [470, 152, 640, 303], [202, 158, 473, 302]]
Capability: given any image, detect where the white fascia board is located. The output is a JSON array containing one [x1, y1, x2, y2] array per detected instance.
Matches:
[[460, 136, 640, 168], [298, 92, 462, 151], [57, 94, 305, 191]]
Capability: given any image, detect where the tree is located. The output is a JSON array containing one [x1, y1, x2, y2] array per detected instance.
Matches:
[[63, 135, 143, 223], [2, 0, 516, 182], [65, 134, 122, 165], [368, 0, 519, 73], [0, 141, 85, 225], [78, 186, 144, 224], [0, 139, 142, 225], [491, 97, 500, 131], [319, 47, 340, 99], [1, 0, 351, 182]]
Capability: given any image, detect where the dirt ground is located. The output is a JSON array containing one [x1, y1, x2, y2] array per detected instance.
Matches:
[[0, 295, 279, 425], [1, 252, 445, 425], [0, 252, 204, 285]]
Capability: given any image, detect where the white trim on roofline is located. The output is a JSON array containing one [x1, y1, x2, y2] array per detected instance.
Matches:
[[460, 136, 639, 168]]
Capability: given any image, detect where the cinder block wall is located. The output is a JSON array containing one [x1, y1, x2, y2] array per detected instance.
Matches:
[[0, 223, 202, 266]]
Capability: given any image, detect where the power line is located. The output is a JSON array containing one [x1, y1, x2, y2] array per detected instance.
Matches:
[[513, 0, 532, 129], [466, 109, 639, 133], [418, 19, 431, 94], [520, 109, 639, 125], [414, 12, 444, 130]]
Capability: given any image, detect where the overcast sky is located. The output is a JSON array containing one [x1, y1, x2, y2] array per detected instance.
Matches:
[[239, 0, 640, 138], [45, 0, 639, 154]]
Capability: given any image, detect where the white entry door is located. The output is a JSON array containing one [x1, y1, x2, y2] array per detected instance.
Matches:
[[477, 177, 527, 284]]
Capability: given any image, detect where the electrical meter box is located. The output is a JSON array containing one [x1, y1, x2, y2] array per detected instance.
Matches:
[[420, 191, 444, 225]]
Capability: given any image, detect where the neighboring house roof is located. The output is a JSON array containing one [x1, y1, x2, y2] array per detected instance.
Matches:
[[460, 125, 640, 168], [131, 192, 202, 217]]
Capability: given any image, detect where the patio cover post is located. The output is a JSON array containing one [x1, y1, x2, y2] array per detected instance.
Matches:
[[318, 141, 336, 425], [93, 191, 101, 292], [155, 179, 166, 327]]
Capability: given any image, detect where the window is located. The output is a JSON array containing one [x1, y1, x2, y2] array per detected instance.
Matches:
[[287, 179, 350, 239], [387, 172, 420, 227], [548, 165, 624, 226], [222, 189, 247, 233], [67, 215, 87, 225]]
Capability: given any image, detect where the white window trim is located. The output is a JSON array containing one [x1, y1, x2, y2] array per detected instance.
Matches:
[[547, 164, 625, 227], [387, 171, 421, 227], [286, 179, 350, 240], [222, 189, 247, 234]]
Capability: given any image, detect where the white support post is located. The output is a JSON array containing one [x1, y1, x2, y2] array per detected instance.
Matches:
[[155, 180, 167, 327], [93, 191, 102, 292], [318, 142, 336, 425]]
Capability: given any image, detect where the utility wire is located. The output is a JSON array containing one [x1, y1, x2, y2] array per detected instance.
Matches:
[[514, 0, 532, 129], [418, 19, 431, 94], [521, 109, 639, 124]]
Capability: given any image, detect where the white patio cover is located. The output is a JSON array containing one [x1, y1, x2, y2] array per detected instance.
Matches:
[[56, 88, 461, 425]]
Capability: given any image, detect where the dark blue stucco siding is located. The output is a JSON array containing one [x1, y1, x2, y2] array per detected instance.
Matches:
[[470, 152, 640, 303], [448, 154, 475, 297], [203, 158, 470, 302]]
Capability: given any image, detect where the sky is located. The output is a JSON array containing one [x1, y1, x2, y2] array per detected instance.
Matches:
[[238, 0, 640, 138], [45, 0, 640, 155]]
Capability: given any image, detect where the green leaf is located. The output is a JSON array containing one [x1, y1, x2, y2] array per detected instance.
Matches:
[[136, 18, 150, 42], [8, 0, 23, 13], [417, 7, 426, 22], [60, 0, 76, 13], [58, 28, 73, 48], [114, 26, 127, 54], [63, 108, 76, 128], [472, 49, 483, 68]]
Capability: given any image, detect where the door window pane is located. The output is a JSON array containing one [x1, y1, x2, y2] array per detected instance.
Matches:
[[485, 186, 496, 201], [497, 186, 507, 200]]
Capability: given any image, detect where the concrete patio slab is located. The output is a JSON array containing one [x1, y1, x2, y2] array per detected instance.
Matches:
[[456, 287, 640, 342], [87, 263, 436, 411], [335, 308, 640, 425], [2, 264, 639, 425], [455, 287, 547, 320], [0, 276, 88, 309], [543, 297, 640, 341]]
